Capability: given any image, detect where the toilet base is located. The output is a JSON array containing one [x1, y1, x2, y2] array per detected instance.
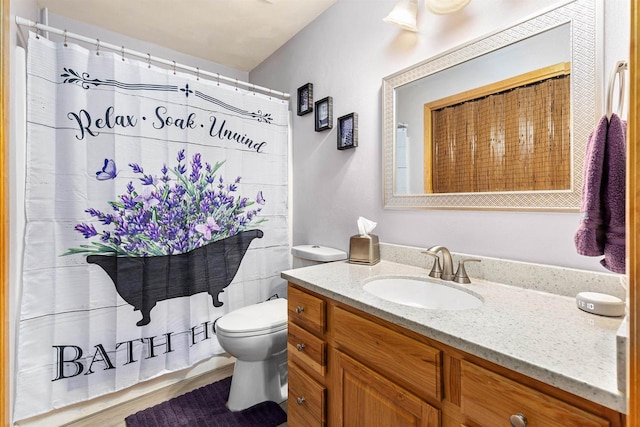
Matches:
[[227, 351, 287, 411]]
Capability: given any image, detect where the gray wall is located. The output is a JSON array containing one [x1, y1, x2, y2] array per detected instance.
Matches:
[[251, 0, 630, 272]]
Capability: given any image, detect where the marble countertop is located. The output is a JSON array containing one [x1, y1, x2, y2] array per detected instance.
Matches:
[[281, 259, 626, 413]]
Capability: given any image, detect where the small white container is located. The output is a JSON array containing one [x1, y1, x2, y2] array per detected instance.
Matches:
[[576, 292, 626, 317]]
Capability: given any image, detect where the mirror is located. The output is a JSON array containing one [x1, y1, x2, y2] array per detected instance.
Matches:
[[382, 0, 598, 210]]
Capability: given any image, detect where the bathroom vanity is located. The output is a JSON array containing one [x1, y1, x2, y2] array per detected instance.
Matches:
[[281, 244, 626, 426]]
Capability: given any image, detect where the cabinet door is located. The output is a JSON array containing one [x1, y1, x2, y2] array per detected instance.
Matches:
[[335, 351, 440, 427]]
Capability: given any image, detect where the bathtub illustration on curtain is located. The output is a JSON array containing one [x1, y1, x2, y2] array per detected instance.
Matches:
[[64, 150, 266, 326]]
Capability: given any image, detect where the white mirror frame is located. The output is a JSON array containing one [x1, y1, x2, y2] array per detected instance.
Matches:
[[382, 0, 600, 210]]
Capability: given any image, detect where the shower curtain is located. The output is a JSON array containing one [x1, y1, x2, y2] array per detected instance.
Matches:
[[14, 33, 290, 420]]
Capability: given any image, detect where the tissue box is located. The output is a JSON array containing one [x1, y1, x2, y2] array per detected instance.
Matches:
[[349, 234, 380, 265]]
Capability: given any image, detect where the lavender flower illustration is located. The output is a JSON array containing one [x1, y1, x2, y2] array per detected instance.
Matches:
[[63, 150, 266, 257]]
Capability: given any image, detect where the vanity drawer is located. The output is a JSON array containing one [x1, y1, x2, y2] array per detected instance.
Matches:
[[288, 362, 326, 426], [460, 361, 610, 427], [288, 321, 327, 376], [333, 306, 442, 402], [288, 285, 326, 336]]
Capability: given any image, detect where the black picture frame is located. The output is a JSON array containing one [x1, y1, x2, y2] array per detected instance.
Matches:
[[314, 96, 333, 132], [297, 83, 313, 116], [337, 112, 358, 150]]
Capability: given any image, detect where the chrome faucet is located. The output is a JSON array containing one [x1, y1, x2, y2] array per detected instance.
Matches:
[[425, 245, 455, 281]]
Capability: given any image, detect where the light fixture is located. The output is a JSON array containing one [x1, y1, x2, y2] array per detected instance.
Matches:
[[424, 0, 471, 15], [383, 0, 419, 32]]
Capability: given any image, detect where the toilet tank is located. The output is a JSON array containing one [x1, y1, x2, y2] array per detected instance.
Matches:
[[291, 245, 347, 268]]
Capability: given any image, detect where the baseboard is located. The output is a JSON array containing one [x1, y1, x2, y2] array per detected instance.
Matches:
[[63, 363, 235, 427]]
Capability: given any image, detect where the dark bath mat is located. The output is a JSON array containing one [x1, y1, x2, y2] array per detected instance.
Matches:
[[125, 376, 287, 427]]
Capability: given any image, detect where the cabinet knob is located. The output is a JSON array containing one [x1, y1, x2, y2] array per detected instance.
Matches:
[[296, 306, 305, 314], [509, 413, 528, 427], [296, 396, 306, 405], [296, 343, 306, 352]]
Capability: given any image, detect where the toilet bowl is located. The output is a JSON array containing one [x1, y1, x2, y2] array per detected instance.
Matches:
[[215, 298, 288, 411], [215, 245, 346, 411]]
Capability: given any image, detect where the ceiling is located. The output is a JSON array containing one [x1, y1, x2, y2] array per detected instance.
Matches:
[[36, 0, 337, 71]]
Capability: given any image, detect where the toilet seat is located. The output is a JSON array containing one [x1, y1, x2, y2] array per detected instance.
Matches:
[[216, 299, 287, 338]]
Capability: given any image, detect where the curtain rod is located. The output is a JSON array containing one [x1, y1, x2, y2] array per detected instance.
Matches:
[[15, 16, 290, 101]]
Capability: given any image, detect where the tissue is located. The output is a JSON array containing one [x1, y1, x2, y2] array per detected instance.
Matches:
[[357, 216, 377, 236]]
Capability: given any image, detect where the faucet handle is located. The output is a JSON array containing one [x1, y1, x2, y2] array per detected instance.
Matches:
[[453, 259, 481, 284], [422, 251, 442, 278]]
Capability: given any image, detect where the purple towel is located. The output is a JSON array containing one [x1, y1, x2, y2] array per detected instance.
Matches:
[[574, 114, 626, 274], [600, 114, 626, 274], [575, 115, 608, 256]]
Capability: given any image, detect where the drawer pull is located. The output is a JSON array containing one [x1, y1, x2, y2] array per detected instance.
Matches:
[[296, 396, 306, 405], [296, 305, 305, 314], [509, 413, 528, 427], [296, 343, 306, 352]]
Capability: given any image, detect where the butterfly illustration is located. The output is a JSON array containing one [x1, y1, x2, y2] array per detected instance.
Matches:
[[96, 158, 117, 180]]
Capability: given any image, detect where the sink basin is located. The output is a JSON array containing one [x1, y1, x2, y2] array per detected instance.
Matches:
[[363, 278, 483, 310]]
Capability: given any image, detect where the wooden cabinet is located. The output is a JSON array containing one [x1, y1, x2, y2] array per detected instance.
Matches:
[[287, 284, 624, 427], [334, 351, 439, 427]]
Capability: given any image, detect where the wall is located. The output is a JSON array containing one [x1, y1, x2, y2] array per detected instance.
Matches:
[[250, 0, 630, 272], [8, 4, 247, 425]]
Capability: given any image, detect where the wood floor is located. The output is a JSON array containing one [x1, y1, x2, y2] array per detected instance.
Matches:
[[65, 364, 238, 426], [18, 362, 289, 427], [278, 400, 288, 427]]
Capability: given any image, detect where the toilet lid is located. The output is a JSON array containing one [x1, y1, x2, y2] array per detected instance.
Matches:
[[291, 245, 347, 262], [216, 298, 287, 336]]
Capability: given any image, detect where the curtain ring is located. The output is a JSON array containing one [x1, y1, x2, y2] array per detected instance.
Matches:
[[96, 39, 100, 56], [121, 46, 125, 62], [268, 88, 272, 100], [252, 84, 256, 96], [35, 21, 40, 39], [217, 73, 220, 86], [147, 53, 151, 68], [235, 78, 238, 91], [196, 67, 200, 81], [173, 61, 176, 75], [63, 29, 68, 47]]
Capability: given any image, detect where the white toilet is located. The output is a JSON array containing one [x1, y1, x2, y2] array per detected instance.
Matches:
[[215, 244, 346, 411], [216, 298, 288, 411]]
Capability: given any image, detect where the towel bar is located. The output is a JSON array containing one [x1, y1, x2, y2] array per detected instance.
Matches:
[[606, 60, 628, 120]]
